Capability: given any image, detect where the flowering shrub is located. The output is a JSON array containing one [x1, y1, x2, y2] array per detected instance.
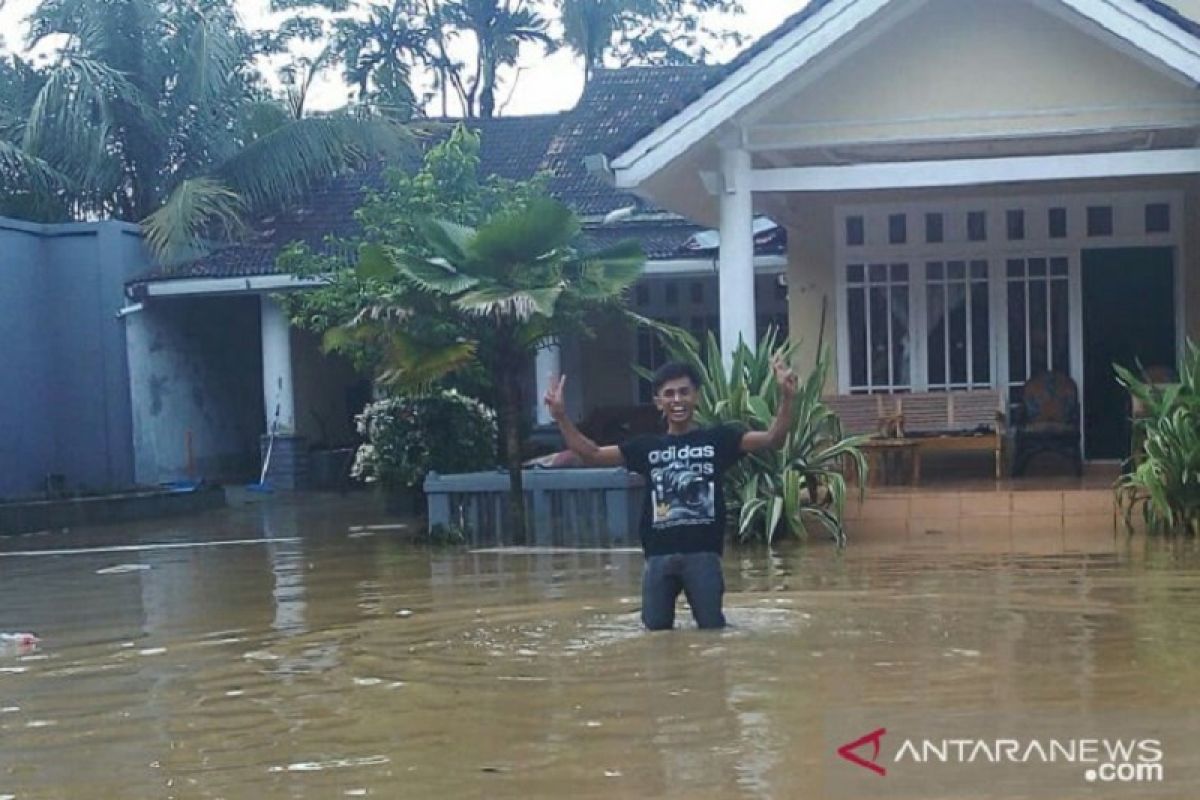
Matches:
[[352, 390, 498, 489]]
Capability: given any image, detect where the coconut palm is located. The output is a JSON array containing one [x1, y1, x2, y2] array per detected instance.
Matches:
[[354, 197, 645, 539], [2, 0, 410, 260]]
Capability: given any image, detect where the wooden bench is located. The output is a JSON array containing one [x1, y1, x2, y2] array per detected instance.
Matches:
[[825, 390, 1006, 484]]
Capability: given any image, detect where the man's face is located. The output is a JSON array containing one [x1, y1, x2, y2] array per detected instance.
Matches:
[[654, 376, 698, 426]]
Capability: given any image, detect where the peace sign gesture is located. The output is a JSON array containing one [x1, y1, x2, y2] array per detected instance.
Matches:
[[772, 352, 799, 399]]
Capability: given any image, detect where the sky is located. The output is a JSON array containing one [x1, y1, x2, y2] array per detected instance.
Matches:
[[0, 0, 808, 116]]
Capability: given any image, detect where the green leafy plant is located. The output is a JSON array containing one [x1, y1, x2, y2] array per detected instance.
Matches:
[[642, 327, 869, 546], [352, 390, 498, 490], [1115, 340, 1200, 536]]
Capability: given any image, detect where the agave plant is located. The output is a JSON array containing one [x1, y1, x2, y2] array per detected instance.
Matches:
[[642, 327, 869, 546], [1115, 340, 1200, 536]]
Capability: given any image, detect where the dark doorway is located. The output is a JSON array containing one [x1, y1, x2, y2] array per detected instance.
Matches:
[[1081, 248, 1176, 461]]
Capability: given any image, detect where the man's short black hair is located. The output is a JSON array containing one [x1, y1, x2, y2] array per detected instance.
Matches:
[[651, 361, 702, 395]]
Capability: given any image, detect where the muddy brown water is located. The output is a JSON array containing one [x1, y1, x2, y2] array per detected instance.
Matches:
[[1, 492, 1198, 799]]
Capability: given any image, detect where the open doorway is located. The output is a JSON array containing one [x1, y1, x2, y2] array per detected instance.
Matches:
[[1081, 248, 1176, 461]]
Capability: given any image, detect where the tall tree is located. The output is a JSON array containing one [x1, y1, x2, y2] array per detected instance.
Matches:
[[335, 0, 430, 118], [1, 0, 410, 260], [558, 0, 746, 86], [444, 0, 554, 118]]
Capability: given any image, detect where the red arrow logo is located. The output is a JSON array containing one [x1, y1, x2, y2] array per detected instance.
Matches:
[[837, 727, 888, 776]]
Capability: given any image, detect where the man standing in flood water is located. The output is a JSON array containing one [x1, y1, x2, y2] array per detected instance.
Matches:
[[543, 356, 798, 630]]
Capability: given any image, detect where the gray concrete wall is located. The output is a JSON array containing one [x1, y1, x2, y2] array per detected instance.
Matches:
[[126, 295, 263, 485], [0, 217, 148, 499]]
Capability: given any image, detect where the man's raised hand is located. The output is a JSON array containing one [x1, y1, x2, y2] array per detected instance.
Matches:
[[772, 352, 799, 398], [543, 374, 568, 422]]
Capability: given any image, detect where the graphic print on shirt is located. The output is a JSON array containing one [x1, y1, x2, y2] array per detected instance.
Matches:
[[648, 442, 717, 527]]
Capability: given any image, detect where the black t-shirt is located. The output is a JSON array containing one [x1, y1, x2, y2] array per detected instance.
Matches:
[[619, 424, 746, 557]]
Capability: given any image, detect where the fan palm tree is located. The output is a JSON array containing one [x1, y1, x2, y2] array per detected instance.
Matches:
[[3, 0, 411, 260], [353, 197, 645, 539]]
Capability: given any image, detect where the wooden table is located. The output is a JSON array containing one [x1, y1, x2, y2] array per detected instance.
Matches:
[[859, 438, 920, 487]]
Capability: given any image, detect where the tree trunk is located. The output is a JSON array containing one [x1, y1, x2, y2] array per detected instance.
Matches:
[[498, 367, 527, 544], [478, 52, 497, 118]]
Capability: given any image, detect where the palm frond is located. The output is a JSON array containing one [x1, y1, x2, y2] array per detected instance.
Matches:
[[395, 252, 480, 295], [0, 139, 71, 196], [216, 113, 412, 214], [455, 285, 564, 320], [23, 55, 151, 185], [470, 197, 579, 269], [142, 177, 247, 261], [180, 7, 242, 108]]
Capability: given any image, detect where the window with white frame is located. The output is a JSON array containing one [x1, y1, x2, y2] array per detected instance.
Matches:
[[926, 259, 991, 391], [1005, 256, 1071, 403], [845, 263, 911, 393]]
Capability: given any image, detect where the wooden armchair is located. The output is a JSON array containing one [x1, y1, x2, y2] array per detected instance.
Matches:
[[1008, 371, 1083, 477]]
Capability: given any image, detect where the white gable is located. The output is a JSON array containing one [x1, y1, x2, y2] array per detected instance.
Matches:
[[746, 0, 1199, 155], [610, 0, 1200, 189]]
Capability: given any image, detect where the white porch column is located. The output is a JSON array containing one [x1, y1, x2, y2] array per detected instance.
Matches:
[[260, 295, 296, 434], [534, 343, 561, 426], [719, 145, 756, 367]]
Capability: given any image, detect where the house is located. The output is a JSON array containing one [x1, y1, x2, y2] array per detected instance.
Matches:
[[125, 0, 1200, 489]]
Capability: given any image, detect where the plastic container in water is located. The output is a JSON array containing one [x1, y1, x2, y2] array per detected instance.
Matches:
[[0, 633, 40, 655]]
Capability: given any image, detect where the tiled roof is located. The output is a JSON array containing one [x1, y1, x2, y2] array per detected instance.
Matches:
[[541, 65, 723, 216]]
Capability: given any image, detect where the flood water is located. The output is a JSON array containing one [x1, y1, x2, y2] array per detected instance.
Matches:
[[2, 492, 1199, 799]]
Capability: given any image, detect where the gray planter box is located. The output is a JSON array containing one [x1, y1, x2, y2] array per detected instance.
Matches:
[[424, 468, 645, 547]]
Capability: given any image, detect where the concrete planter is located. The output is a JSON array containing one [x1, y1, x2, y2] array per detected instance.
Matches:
[[0, 484, 227, 536], [423, 468, 645, 547]]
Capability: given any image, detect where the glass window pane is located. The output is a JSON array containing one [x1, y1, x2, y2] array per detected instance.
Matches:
[[848, 263, 864, 283], [848, 288, 867, 387], [690, 281, 704, 304], [869, 263, 888, 283], [1146, 203, 1170, 234], [846, 216, 865, 246], [971, 260, 988, 280], [1049, 207, 1067, 238], [1051, 280, 1070, 373], [891, 263, 909, 282], [968, 211, 987, 242], [949, 283, 968, 384], [925, 213, 944, 243], [971, 282, 991, 385], [948, 260, 966, 281], [928, 261, 944, 280], [1029, 281, 1049, 376], [870, 286, 891, 386], [1006, 209, 1025, 240], [1050, 257, 1068, 276], [891, 286, 910, 386], [889, 213, 907, 244], [1087, 206, 1113, 237], [1008, 281, 1027, 384], [1007, 259, 1025, 278], [927, 284, 946, 387], [665, 282, 678, 305], [1028, 258, 1047, 277]]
